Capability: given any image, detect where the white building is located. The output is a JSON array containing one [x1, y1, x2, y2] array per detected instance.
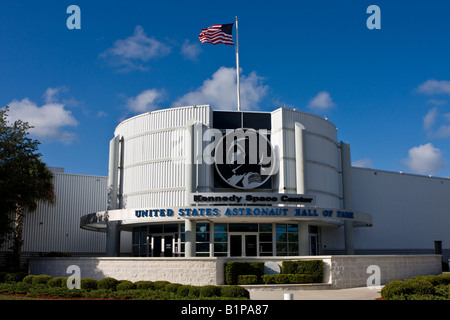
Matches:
[[73, 105, 449, 262]]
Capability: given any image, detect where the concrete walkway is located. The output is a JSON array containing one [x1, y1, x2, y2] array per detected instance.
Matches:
[[249, 286, 383, 300]]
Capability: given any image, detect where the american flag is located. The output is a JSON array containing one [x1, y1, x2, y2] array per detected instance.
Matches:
[[199, 23, 234, 45]]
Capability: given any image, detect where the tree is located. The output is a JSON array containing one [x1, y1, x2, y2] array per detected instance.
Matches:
[[0, 106, 56, 270]]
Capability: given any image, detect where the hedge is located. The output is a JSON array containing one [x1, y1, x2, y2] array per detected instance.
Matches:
[[262, 274, 315, 284], [282, 260, 323, 283], [224, 262, 264, 285], [238, 275, 258, 285], [117, 280, 136, 291], [224, 260, 323, 285], [381, 274, 450, 300], [97, 277, 120, 290], [0, 275, 250, 300]]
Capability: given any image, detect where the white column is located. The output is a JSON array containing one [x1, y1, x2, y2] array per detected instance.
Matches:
[[298, 221, 309, 256], [295, 122, 306, 194], [185, 122, 196, 257], [340, 142, 354, 255], [106, 135, 121, 257]]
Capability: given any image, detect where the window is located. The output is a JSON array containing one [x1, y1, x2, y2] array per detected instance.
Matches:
[[213, 223, 227, 257], [196, 223, 210, 257], [259, 223, 273, 256], [276, 224, 299, 256], [132, 227, 147, 257]]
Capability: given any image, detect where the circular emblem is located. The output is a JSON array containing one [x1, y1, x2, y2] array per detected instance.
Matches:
[[214, 128, 276, 189]]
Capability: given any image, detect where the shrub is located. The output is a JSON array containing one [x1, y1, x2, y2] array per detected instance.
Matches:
[[224, 262, 264, 285], [176, 285, 191, 298], [153, 280, 170, 291], [165, 283, 182, 293], [220, 285, 250, 299], [47, 277, 67, 288], [117, 280, 136, 291], [22, 275, 36, 284], [261, 274, 315, 284], [381, 280, 409, 299], [434, 284, 450, 298], [199, 285, 222, 297], [282, 260, 323, 283], [262, 274, 289, 284], [97, 277, 120, 290], [135, 281, 155, 290], [188, 286, 200, 298], [237, 275, 258, 285], [381, 278, 435, 300], [32, 274, 52, 285], [437, 273, 450, 285], [0, 282, 31, 294], [81, 278, 98, 290], [4, 272, 27, 283], [406, 278, 435, 296]]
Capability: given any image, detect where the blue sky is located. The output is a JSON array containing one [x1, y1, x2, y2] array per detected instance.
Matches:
[[1, 0, 450, 178]]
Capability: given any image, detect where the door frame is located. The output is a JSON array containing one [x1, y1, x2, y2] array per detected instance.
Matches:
[[150, 233, 177, 257], [228, 232, 259, 257]]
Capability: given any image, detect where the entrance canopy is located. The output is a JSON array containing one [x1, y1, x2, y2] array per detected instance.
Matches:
[[80, 205, 372, 232]]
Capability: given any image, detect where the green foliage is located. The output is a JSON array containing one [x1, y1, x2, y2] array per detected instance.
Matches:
[[80, 278, 98, 290], [281, 260, 323, 282], [199, 285, 222, 298], [176, 285, 192, 298], [237, 275, 258, 285], [165, 283, 182, 293], [188, 286, 201, 298], [261, 274, 315, 284], [381, 275, 450, 300], [97, 277, 120, 291], [224, 262, 264, 285], [135, 281, 155, 290], [0, 107, 56, 268], [22, 275, 35, 284], [1, 274, 251, 300], [153, 280, 170, 290], [220, 285, 250, 299], [0, 272, 27, 283], [47, 277, 67, 288], [32, 274, 52, 285], [117, 280, 136, 291]]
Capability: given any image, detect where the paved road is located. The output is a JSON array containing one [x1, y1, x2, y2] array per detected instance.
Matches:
[[249, 286, 383, 300]]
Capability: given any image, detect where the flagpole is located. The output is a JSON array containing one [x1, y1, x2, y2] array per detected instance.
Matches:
[[235, 16, 241, 111]]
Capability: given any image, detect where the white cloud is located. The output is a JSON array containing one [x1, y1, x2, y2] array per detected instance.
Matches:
[[416, 79, 450, 95], [352, 158, 373, 168], [173, 67, 268, 110], [423, 107, 438, 131], [126, 89, 165, 113], [422, 107, 450, 138], [100, 26, 171, 72], [434, 125, 450, 138], [307, 91, 335, 110], [404, 143, 445, 175], [180, 39, 202, 61], [7, 95, 78, 144]]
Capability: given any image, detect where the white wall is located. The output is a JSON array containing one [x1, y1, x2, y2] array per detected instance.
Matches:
[[1, 172, 132, 256], [349, 168, 450, 254]]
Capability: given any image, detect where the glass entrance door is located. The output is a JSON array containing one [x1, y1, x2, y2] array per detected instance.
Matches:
[[151, 234, 176, 257], [229, 233, 258, 257], [152, 236, 162, 257], [164, 235, 173, 257], [310, 234, 319, 255]]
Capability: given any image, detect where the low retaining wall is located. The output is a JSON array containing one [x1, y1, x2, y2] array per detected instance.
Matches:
[[28, 255, 442, 288]]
